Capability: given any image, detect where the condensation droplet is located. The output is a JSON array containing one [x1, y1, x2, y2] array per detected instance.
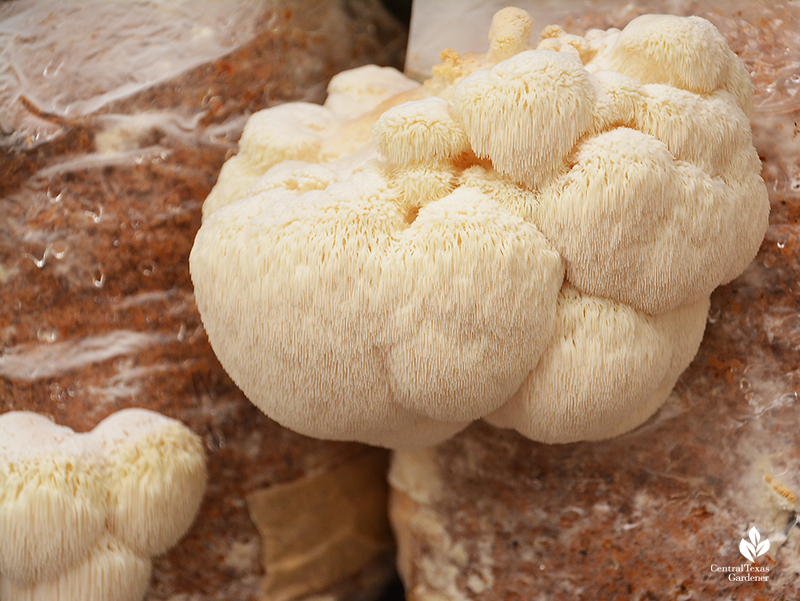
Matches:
[[85, 206, 103, 223], [28, 248, 48, 268], [46, 188, 64, 204], [37, 327, 58, 343], [42, 60, 63, 78], [51, 241, 68, 259], [205, 430, 227, 451]]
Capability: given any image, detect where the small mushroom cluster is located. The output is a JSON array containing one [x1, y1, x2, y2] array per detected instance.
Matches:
[[0, 409, 207, 601], [190, 9, 769, 448]]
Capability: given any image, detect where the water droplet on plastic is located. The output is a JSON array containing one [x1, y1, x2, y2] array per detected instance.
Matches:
[[37, 327, 57, 343], [51, 241, 68, 259], [85, 206, 103, 223], [205, 430, 227, 451], [28, 249, 48, 268], [46, 188, 64, 204], [42, 60, 63, 78]]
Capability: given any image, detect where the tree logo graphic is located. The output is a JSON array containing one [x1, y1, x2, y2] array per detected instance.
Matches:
[[739, 527, 770, 562]]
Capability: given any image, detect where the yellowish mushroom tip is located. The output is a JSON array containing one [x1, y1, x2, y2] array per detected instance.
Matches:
[[0, 409, 206, 601], [486, 7, 534, 64]]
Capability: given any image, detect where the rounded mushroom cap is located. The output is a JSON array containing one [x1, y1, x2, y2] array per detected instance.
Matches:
[[484, 287, 710, 443], [602, 14, 754, 114], [191, 170, 564, 449], [0, 533, 151, 601], [452, 50, 594, 189], [94, 409, 208, 558], [0, 413, 107, 585], [202, 103, 340, 219], [246, 161, 340, 199], [534, 126, 769, 313], [324, 64, 419, 119], [373, 97, 469, 167], [0, 409, 206, 593], [591, 71, 760, 180], [390, 163, 460, 214], [203, 64, 421, 222]]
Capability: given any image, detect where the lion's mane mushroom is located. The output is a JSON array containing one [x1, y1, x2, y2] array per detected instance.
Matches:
[[0, 409, 207, 601], [190, 9, 769, 448]]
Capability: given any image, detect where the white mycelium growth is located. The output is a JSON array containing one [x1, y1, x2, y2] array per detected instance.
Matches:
[[190, 9, 769, 447], [0, 409, 206, 601]]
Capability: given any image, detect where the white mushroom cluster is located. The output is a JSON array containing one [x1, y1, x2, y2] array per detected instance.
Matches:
[[0, 409, 207, 601], [190, 9, 769, 448]]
